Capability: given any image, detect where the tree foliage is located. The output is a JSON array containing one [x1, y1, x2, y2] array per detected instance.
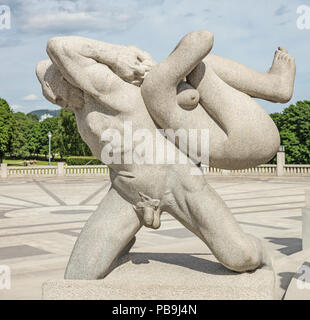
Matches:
[[270, 101, 310, 164], [0, 97, 91, 161], [10, 112, 40, 158], [56, 109, 91, 158], [0, 98, 14, 162]]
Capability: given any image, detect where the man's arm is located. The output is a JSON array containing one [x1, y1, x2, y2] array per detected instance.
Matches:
[[46, 36, 154, 97], [46, 37, 122, 98]]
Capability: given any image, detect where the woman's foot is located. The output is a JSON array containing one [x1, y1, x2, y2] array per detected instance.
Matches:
[[267, 47, 296, 103]]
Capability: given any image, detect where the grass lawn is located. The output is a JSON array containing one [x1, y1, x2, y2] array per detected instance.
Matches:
[[3, 159, 59, 166]]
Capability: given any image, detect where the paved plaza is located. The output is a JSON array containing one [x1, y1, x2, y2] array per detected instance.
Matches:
[[0, 175, 309, 299]]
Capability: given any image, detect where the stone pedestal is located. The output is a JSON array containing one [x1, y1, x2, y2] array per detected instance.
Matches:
[[43, 253, 275, 300], [42, 247, 310, 300]]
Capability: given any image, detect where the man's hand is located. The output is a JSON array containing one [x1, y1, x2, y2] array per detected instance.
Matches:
[[111, 45, 156, 87]]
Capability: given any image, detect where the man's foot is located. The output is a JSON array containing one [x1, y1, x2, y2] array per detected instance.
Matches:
[[267, 47, 296, 103]]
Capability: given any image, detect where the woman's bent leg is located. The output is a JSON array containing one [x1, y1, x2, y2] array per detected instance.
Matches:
[[204, 47, 296, 103], [187, 61, 280, 169]]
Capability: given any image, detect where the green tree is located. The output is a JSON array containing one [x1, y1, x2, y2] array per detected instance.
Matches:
[[56, 109, 91, 157], [10, 112, 40, 158], [27, 113, 39, 122], [270, 101, 310, 164], [0, 98, 14, 163]]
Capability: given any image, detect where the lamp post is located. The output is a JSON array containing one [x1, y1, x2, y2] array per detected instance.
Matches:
[[48, 131, 52, 166]]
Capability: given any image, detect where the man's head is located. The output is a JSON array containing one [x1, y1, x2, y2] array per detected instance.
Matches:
[[36, 60, 84, 111]]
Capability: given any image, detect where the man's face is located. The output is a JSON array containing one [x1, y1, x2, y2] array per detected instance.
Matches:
[[36, 60, 83, 110]]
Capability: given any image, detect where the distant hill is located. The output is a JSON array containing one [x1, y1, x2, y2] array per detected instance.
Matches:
[[28, 109, 60, 121]]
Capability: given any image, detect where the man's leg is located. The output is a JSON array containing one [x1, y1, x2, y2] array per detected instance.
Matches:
[[161, 166, 271, 273], [203, 47, 296, 103], [65, 187, 142, 280]]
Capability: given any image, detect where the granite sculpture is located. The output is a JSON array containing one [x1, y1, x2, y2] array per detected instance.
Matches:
[[36, 30, 296, 280]]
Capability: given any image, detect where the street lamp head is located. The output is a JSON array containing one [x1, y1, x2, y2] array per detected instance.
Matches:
[[48, 131, 52, 139]]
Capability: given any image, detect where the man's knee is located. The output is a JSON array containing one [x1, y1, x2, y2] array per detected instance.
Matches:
[[221, 238, 263, 273]]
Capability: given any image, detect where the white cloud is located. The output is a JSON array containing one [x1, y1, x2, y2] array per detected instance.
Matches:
[[21, 11, 136, 34], [31, 105, 50, 110], [3, 0, 141, 35], [11, 104, 55, 113], [11, 104, 24, 110], [22, 94, 40, 101]]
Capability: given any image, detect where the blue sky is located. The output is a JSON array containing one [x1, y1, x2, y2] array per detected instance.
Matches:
[[0, 0, 309, 114]]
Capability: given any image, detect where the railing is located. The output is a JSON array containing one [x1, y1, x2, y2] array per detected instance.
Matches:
[[203, 164, 310, 176], [1, 163, 310, 178], [0, 163, 110, 178], [202, 165, 277, 176], [5, 165, 57, 177], [65, 165, 109, 176], [284, 165, 310, 176]]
